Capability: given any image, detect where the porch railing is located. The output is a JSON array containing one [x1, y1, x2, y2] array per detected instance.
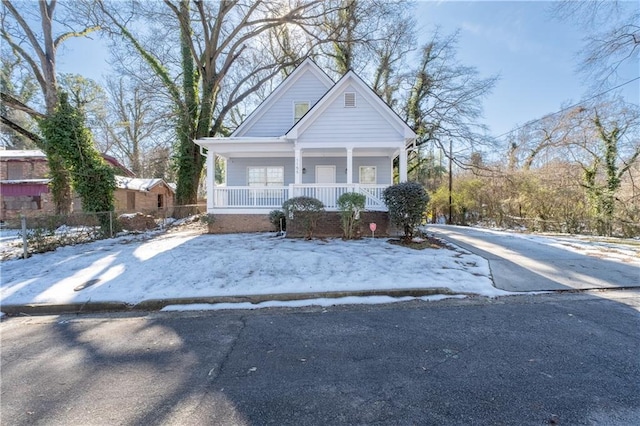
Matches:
[[213, 186, 289, 208], [211, 184, 388, 211]]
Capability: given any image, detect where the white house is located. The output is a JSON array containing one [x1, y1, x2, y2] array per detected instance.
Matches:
[[194, 59, 416, 230]]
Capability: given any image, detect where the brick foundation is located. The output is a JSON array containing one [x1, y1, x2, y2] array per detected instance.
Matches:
[[207, 214, 274, 234], [286, 211, 394, 238]]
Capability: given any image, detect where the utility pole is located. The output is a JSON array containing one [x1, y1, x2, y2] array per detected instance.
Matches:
[[448, 138, 453, 225]]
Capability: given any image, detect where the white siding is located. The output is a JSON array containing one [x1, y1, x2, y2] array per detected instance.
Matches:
[[297, 84, 404, 145], [243, 72, 330, 137]]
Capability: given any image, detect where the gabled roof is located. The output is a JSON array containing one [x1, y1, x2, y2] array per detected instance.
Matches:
[[102, 154, 135, 177], [231, 58, 334, 137], [285, 70, 417, 141], [115, 176, 175, 194]]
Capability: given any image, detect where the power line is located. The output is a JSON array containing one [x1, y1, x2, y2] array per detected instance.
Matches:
[[492, 76, 640, 141]]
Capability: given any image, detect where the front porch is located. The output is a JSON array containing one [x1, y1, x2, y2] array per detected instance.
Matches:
[[210, 183, 388, 214]]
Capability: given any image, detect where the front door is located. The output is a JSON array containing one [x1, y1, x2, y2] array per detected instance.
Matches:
[[316, 165, 336, 184], [315, 165, 336, 208]]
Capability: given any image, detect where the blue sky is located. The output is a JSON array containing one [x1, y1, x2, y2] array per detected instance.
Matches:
[[56, 0, 639, 141], [416, 0, 639, 138]]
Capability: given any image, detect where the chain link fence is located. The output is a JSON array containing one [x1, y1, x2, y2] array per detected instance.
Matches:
[[0, 204, 207, 260]]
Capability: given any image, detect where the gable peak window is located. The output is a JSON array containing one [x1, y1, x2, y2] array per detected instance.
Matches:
[[294, 101, 310, 124], [344, 92, 356, 108]]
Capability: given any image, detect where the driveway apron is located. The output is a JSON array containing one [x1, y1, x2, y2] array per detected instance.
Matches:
[[425, 225, 640, 292]]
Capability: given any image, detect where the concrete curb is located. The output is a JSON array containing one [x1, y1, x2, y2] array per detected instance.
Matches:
[[0, 287, 458, 316]]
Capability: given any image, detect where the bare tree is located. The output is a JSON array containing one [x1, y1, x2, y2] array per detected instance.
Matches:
[[314, 0, 415, 83], [58, 73, 108, 136], [503, 97, 640, 235], [103, 75, 173, 178], [405, 30, 499, 164], [555, 0, 640, 88], [0, 52, 39, 148], [99, 0, 334, 206]]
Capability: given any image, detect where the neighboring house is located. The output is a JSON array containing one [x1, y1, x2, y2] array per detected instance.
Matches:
[[114, 176, 175, 216], [195, 59, 416, 233], [103, 154, 136, 177], [0, 149, 173, 221], [0, 150, 54, 221]]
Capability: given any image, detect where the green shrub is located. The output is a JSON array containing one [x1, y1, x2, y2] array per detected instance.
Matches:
[[282, 196, 325, 239], [199, 213, 216, 225], [383, 181, 430, 242], [337, 192, 366, 239], [269, 210, 286, 232]]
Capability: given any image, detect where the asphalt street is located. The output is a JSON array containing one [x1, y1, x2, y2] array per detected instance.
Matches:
[[425, 225, 640, 292], [2, 291, 639, 425]]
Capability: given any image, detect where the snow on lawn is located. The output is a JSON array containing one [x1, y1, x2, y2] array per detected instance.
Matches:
[[0, 229, 507, 307]]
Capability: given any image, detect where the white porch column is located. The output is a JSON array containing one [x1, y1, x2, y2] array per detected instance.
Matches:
[[399, 147, 408, 182], [295, 148, 302, 184], [346, 148, 353, 184], [206, 148, 216, 211]]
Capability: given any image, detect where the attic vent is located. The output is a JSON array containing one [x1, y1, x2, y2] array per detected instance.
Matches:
[[344, 92, 356, 108]]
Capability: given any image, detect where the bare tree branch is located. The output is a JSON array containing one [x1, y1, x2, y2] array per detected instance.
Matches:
[[0, 91, 46, 119], [1, 114, 43, 145]]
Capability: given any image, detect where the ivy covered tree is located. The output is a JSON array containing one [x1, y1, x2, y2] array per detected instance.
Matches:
[[40, 93, 115, 231]]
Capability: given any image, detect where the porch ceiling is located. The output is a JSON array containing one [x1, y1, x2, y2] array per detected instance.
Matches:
[[196, 137, 401, 158], [195, 137, 293, 158]]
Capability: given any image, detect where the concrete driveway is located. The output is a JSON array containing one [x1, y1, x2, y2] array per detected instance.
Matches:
[[424, 225, 640, 292]]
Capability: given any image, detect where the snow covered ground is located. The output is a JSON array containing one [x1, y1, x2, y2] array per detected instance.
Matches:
[[3, 222, 637, 313], [0, 223, 507, 311]]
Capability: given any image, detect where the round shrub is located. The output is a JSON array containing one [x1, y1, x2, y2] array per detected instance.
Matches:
[[337, 192, 366, 239], [383, 181, 430, 242], [282, 196, 325, 239]]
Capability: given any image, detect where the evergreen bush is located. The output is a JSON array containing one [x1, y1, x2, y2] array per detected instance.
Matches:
[[282, 196, 324, 239], [269, 210, 286, 232], [337, 192, 366, 239], [383, 181, 430, 242]]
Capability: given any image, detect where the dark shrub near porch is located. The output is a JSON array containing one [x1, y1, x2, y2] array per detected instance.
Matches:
[[383, 182, 429, 242]]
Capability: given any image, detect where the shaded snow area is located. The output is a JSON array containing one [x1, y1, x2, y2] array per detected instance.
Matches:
[[0, 229, 507, 310]]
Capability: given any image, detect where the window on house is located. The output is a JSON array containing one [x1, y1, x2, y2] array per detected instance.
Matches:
[[294, 101, 310, 124], [7, 162, 23, 180], [359, 166, 376, 184], [344, 92, 356, 108], [127, 192, 136, 210], [157, 194, 164, 209], [248, 167, 284, 187]]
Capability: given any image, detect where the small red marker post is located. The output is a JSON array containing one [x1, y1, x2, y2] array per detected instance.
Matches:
[[369, 222, 377, 239]]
